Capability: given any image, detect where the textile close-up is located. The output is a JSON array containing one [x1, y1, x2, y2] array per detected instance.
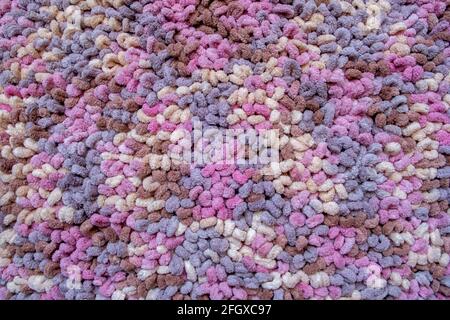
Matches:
[[0, 0, 450, 300]]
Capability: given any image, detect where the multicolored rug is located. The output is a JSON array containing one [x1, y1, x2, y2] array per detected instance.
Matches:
[[0, 0, 450, 300]]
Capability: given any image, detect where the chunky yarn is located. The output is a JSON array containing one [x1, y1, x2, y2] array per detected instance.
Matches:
[[0, 0, 450, 300]]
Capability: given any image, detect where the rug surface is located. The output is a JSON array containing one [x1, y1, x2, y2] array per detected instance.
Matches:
[[0, 0, 450, 300]]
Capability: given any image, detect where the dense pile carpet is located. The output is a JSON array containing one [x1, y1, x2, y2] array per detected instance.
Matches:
[[1, 0, 450, 300]]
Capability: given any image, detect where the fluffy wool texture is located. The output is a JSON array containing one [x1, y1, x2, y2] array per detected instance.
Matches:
[[1, 0, 450, 300]]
